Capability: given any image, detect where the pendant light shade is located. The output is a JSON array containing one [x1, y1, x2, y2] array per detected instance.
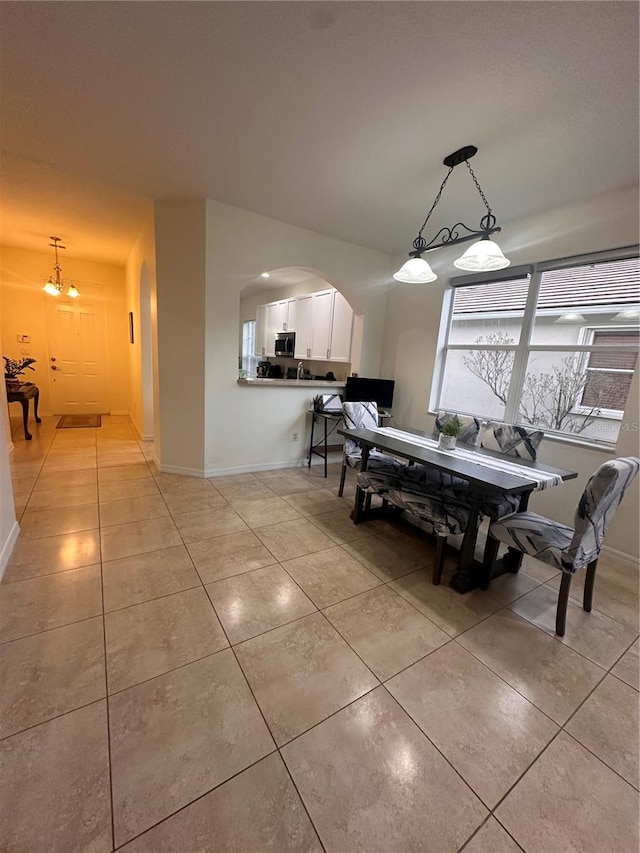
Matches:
[[394, 145, 510, 284], [453, 239, 511, 272], [392, 257, 437, 284]]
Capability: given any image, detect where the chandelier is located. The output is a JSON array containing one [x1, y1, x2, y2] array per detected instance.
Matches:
[[42, 236, 79, 298], [393, 145, 511, 284]]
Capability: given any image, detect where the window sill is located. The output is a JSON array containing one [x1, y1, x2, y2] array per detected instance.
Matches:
[[426, 410, 617, 453], [540, 431, 616, 454]]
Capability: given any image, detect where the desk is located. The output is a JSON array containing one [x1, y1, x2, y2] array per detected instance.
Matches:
[[338, 425, 576, 592], [308, 410, 393, 478], [6, 383, 41, 441]]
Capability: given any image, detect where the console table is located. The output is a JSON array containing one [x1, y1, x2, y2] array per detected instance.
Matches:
[[307, 409, 392, 477], [6, 382, 41, 440]]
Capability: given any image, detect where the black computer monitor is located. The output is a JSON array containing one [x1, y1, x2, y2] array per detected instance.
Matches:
[[344, 377, 395, 410]]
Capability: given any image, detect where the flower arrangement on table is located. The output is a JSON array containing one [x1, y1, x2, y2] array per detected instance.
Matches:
[[4, 356, 37, 387]]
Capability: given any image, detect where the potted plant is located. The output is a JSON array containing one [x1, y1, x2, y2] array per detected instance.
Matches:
[[438, 414, 461, 451], [3, 356, 37, 391]]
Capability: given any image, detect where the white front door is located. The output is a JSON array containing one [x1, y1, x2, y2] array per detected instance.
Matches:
[[46, 284, 108, 414]]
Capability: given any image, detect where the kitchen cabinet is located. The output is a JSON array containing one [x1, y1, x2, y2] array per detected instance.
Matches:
[[328, 291, 353, 362], [294, 294, 314, 358], [293, 289, 353, 361], [254, 304, 269, 357], [266, 302, 280, 354], [260, 288, 353, 362], [284, 298, 297, 331], [270, 298, 297, 333], [310, 290, 333, 359]]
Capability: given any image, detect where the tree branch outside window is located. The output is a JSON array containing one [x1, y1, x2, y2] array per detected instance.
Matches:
[[462, 333, 618, 434]]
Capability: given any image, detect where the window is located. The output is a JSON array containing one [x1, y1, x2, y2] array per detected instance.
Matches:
[[434, 251, 640, 445], [241, 320, 259, 377], [581, 330, 639, 413]]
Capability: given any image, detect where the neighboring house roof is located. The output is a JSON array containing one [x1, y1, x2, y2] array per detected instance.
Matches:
[[453, 258, 640, 314]]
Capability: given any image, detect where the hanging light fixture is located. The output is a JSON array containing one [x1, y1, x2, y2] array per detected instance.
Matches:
[[42, 236, 80, 298], [393, 145, 510, 284]]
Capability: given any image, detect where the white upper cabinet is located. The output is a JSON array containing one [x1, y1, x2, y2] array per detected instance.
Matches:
[[328, 291, 354, 362], [254, 304, 268, 357], [310, 290, 333, 359], [294, 295, 314, 358], [266, 302, 280, 355], [284, 298, 297, 332], [260, 288, 353, 362]]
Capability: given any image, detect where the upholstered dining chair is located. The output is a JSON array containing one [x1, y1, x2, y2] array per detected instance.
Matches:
[[482, 457, 639, 636], [479, 421, 545, 521], [338, 401, 406, 497]]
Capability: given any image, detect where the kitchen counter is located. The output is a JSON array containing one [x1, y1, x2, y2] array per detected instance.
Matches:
[[238, 378, 346, 388]]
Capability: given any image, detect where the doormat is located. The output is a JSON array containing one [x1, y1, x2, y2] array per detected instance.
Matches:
[[56, 414, 102, 429]]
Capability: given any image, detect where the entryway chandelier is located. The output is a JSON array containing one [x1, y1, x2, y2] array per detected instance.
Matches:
[[42, 236, 80, 298], [393, 145, 511, 284]]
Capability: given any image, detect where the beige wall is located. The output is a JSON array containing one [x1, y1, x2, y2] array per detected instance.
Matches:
[[203, 199, 392, 474], [0, 326, 18, 580], [125, 214, 157, 440], [381, 185, 640, 558], [0, 245, 130, 416]]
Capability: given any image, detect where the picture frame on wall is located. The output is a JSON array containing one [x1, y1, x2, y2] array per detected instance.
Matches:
[[128, 311, 134, 344]]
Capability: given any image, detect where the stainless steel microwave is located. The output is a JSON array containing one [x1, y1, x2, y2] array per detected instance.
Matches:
[[275, 332, 295, 356]]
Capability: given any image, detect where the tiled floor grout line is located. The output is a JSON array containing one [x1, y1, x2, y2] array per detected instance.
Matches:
[[458, 814, 526, 853], [127, 486, 331, 853], [5, 427, 638, 850], [96, 471, 118, 853]]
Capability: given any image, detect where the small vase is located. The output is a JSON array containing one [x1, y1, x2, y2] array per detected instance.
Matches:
[[438, 434, 457, 451]]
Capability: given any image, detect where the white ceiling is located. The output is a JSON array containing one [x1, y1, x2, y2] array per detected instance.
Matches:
[[0, 1, 637, 266]]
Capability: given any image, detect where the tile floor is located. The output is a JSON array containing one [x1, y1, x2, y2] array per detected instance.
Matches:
[[1, 415, 639, 852]]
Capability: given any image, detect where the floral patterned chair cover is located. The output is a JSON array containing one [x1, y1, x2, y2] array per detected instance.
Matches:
[[338, 401, 406, 497], [485, 457, 639, 635]]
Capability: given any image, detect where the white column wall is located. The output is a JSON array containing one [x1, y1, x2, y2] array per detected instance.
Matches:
[[154, 200, 207, 474]]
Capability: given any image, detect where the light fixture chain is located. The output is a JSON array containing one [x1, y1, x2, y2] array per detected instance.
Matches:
[[465, 161, 492, 215], [417, 166, 454, 238]]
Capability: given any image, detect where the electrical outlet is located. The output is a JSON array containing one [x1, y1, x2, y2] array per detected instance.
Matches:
[[292, 431, 299, 442]]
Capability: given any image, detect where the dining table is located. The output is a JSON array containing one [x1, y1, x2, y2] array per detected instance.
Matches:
[[338, 424, 577, 593]]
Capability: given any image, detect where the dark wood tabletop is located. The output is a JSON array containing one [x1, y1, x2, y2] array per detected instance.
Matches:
[[338, 426, 577, 494]]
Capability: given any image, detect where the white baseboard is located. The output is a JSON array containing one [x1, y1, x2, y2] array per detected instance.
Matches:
[[155, 462, 207, 478], [154, 453, 342, 480], [601, 544, 639, 566], [204, 453, 342, 477], [130, 418, 154, 443], [0, 521, 20, 582]]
